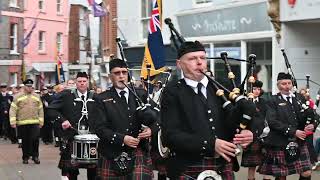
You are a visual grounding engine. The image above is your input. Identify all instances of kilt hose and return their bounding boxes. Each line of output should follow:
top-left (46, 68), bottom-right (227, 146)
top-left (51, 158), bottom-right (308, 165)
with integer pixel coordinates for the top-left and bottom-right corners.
top-left (96, 148), bottom-right (153, 180)
top-left (58, 141), bottom-right (96, 176)
top-left (241, 141), bottom-right (263, 167)
top-left (151, 150), bottom-right (167, 175)
top-left (178, 158), bottom-right (234, 180)
top-left (258, 142), bottom-right (312, 177)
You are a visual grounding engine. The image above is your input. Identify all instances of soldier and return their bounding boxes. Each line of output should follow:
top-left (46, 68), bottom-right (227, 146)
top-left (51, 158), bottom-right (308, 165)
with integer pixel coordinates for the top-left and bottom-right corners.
top-left (258, 72), bottom-right (314, 180)
top-left (9, 79), bottom-right (44, 164)
top-left (41, 85), bottom-right (55, 145)
top-left (47, 72), bottom-right (99, 180)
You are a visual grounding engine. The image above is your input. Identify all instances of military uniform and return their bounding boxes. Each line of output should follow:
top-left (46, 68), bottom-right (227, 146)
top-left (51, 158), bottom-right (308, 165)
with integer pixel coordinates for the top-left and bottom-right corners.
top-left (41, 90), bottom-right (55, 144)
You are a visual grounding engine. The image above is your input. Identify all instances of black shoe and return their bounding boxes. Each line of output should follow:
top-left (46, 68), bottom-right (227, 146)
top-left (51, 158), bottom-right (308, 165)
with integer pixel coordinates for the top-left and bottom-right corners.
top-left (22, 159), bottom-right (28, 164)
top-left (55, 143), bottom-right (60, 147)
top-left (18, 144), bottom-right (22, 148)
top-left (32, 157), bottom-right (40, 164)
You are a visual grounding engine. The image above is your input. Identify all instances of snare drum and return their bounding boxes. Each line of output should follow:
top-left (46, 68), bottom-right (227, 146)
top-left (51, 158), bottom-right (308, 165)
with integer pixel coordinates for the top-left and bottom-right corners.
top-left (71, 134), bottom-right (100, 164)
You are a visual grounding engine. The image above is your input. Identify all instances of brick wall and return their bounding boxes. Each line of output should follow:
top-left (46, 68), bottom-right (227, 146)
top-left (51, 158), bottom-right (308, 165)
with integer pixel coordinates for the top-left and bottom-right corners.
top-left (102, 0), bottom-right (117, 58)
top-left (68, 5), bottom-right (80, 64)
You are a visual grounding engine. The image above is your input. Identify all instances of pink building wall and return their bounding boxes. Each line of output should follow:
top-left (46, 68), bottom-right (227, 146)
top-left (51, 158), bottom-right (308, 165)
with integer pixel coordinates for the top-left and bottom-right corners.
top-left (23, 0), bottom-right (69, 68)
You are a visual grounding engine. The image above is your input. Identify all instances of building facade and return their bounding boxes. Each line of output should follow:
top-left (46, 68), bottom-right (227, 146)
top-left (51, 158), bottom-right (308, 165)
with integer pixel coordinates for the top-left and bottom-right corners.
top-left (23, 0), bottom-right (69, 88)
top-left (115, 0), bottom-right (277, 93)
top-left (0, 0), bottom-right (25, 85)
top-left (279, 0), bottom-right (320, 99)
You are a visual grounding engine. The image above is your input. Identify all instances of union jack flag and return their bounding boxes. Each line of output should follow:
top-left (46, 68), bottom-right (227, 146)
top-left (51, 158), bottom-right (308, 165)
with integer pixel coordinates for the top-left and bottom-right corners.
top-left (141, 0), bottom-right (165, 79)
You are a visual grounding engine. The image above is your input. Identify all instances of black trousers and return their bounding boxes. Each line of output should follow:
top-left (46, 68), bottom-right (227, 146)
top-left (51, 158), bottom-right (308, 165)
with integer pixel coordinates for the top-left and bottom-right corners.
top-left (41, 118), bottom-right (53, 143)
top-left (19, 124), bottom-right (40, 160)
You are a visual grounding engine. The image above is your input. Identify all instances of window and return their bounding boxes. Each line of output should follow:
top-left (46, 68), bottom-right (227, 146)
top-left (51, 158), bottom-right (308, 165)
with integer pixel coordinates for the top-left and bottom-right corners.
top-left (195, 0), bottom-right (213, 4)
top-left (9, 0), bottom-right (18, 7)
top-left (56, 32), bottom-right (63, 53)
top-left (39, 0), bottom-right (44, 11)
top-left (141, 0), bottom-right (153, 39)
top-left (38, 31), bottom-right (45, 51)
top-left (57, 0), bottom-right (62, 14)
top-left (10, 24), bottom-right (18, 54)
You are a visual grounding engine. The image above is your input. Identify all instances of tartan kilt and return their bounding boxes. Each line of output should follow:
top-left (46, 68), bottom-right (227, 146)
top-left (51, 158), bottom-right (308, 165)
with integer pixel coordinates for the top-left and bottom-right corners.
top-left (58, 141), bottom-right (97, 174)
top-left (258, 142), bottom-right (311, 177)
top-left (96, 148), bottom-right (153, 180)
top-left (151, 150), bottom-right (167, 175)
top-left (178, 158), bottom-right (234, 180)
top-left (241, 141), bottom-right (263, 167)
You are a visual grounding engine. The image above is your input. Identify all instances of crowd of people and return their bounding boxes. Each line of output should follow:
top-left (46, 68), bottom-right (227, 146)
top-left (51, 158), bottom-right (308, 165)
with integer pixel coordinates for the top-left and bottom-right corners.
top-left (1, 40), bottom-right (320, 180)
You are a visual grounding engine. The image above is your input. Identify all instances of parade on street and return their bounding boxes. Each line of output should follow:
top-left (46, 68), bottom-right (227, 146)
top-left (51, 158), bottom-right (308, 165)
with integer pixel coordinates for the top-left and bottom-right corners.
top-left (2, 0), bottom-right (320, 180)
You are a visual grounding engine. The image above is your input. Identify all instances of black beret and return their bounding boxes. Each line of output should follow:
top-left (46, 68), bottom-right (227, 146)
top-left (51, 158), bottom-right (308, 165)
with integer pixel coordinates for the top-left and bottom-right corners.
top-left (23, 79), bottom-right (33, 86)
top-left (177, 41), bottom-right (205, 59)
top-left (109, 58), bottom-right (127, 72)
top-left (252, 80), bottom-right (263, 88)
top-left (277, 72), bottom-right (292, 81)
top-left (76, 72), bottom-right (88, 79)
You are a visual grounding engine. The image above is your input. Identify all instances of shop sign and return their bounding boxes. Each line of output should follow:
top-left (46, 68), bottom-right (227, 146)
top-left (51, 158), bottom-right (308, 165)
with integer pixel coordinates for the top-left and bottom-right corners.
top-left (177, 2), bottom-right (271, 37)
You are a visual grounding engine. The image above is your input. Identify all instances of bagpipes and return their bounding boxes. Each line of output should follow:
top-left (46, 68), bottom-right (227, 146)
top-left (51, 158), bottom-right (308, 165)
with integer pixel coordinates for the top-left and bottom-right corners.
top-left (115, 38), bottom-right (160, 127)
top-left (280, 49), bottom-right (319, 161)
top-left (164, 18), bottom-right (258, 151)
top-left (281, 49), bottom-right (317, 126)
top-left (164, 17), bottom-right (258, 180)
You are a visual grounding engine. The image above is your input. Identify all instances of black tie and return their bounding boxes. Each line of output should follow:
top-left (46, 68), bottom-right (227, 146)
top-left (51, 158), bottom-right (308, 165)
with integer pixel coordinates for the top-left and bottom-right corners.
top-left (197, 83), bottom-right (207, 102)
top-left (120, 91), bottom-right (127, 104)
top-left (81, 95), bottom-right (85, 101)
top-left (286, 96), bottom-right (292, 104)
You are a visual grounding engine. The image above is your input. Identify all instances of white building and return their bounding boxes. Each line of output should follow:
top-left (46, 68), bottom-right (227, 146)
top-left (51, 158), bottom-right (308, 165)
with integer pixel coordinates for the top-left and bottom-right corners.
top-left (117, 0), bottom-right (278, 94)
top-left (280, 0), bottom-right (320, 98)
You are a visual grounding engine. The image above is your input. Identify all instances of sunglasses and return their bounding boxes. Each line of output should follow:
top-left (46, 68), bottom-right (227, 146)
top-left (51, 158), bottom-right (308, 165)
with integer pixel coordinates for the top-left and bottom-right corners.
top-left (111, 70), bottom-right (128, 76)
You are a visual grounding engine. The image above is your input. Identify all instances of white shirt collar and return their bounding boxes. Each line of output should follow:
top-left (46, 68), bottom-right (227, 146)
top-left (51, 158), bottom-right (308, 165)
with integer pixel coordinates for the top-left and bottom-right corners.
top-left (77, 90), bottom-right (87, 99)
top-left (184, 76), bottom-right (209, 89)
top-left (115, 87), bottom-right (129, 97)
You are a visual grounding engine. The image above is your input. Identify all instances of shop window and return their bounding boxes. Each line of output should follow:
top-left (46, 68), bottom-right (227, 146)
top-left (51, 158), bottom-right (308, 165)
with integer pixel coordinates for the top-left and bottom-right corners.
top-left (10, 23), bottom-right (18, 54)
top-left (247, 40), bottom-right (272, 93)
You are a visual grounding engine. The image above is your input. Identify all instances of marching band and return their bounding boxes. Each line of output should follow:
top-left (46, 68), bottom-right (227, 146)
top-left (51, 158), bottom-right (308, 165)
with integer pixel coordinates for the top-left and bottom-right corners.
top-left (1, 38), bottom-right (320, 180)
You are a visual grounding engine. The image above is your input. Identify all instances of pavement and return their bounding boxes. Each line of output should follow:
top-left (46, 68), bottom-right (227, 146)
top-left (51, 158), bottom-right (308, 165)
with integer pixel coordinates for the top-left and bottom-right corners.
top-left (0, 139), bottom-right (320, 180)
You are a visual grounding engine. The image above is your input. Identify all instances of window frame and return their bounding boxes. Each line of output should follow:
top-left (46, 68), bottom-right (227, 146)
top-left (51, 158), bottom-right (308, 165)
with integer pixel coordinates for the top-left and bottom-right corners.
top-left (39, 0), bottom-right (45, 12)
top-left (9, 23), bottom-right (18, 54)
top-left (56, 32), bottom-right (63, 53)
top-left (141, 0), bottom-right (153, 39)
top-left (38, 31), bottom-right (46, 52)
top-left (56, 0), bottom-right (63, 15)
top-left (9, 0), bottom-right (19, 8)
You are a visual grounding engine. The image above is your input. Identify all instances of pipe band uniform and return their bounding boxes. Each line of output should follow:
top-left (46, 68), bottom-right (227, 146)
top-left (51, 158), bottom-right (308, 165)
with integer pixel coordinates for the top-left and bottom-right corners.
top-left (161, 41), bottom-right (254, 180)
top-left (258, 72), bottom-right (315, 180)
top-left (94, 58), bottom-right (157, 179)
top-left (47, 72), bottom-right (100, 180)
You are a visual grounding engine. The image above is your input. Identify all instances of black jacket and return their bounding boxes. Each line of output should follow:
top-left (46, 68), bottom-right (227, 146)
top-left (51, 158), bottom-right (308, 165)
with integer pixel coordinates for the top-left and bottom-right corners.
top-left (264, 93), bottom-right (307, 148)
top-left (160, 79), bottom-right (247, 177)
top-left (94, 87), bottom-right (156, 159)
top-left (47, 89), bottom-right (99, 139)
